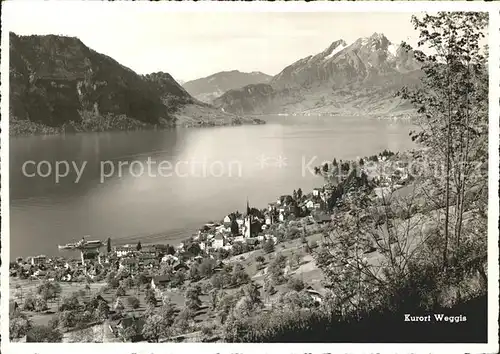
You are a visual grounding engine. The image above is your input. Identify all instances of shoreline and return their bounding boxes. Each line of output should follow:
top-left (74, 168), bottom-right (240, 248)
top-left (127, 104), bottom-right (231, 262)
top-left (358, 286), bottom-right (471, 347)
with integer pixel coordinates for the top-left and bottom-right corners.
top-left (9, 115), bottom-right (266, 138)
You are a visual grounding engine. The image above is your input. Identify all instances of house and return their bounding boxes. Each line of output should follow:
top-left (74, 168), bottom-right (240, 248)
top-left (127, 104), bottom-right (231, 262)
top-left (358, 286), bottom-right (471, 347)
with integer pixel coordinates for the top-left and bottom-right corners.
top-left (305, 200), bottom-right (315, 210)
top-left (31, 254), bottom-right (47, 265)
top-left (172, 261), bottom-right (189, 272)
top-left (213, 234), bottom-right (225, 249)
top-left (115, 246), bottom-right (134, 258)
top-left (312, 188), bottom-right (322, 197)
top-left (161, 254), bottom-right (178, 264)
top-left (233, 235), bottom-right (245, 243)
top-left (216, 225), bottom-right (227, 233)
top-left (305, 286), bottom-right (323, 304)
top-left (115, 316), bottom-right (145, 342)
top-left (151, 275), bottom-right (170, 290)
top-left (31, 255), bottom-right (47, 266)
top-left (139, 245), bottom-right (157, 257)
top-left (223, 215), bottom-right (232, 226)
top-left (33, 270), bottom-right (47, 278)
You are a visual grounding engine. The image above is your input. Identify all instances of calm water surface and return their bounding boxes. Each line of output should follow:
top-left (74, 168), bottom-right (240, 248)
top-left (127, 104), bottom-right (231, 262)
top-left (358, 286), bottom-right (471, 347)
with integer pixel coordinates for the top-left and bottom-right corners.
top-left (10, 115), bottom-right (416, 257)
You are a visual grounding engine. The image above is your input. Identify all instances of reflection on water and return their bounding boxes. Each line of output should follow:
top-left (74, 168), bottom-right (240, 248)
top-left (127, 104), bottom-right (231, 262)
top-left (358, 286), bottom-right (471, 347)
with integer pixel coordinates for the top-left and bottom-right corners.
top-left (10, 115), bottom-right (416, 257)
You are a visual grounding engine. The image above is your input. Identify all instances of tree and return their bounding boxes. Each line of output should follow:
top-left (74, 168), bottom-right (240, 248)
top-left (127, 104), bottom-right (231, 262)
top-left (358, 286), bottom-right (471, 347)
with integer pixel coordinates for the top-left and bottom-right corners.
top-left (115, 286), bottom-right (126, 297)
top-left (36, 281), bottom-right (61, 301)
top-left (185, 284), bottom-right (202, 311)
top-left (34, 295), bottom-right (48, 312)
top-left (210, 273), bottom-right (225, 290)
top-left (136, 241), bottom-right (142, 251)
top-left (398, 12), bottom-right (488, 271)
top-left (145, 289), bottom-right (157, 309)
top-left (26, 325), bottom-right (63, 342)
top-left (160, 299), bottom-right (176, 326)
top-left (263, 239), bottom-right (275, 254)
top-left (287, 277), bottom-right (305, 292)
top-left (297, 188), bottom-right (303, 200)
top-left (189, 264), bottom-right (202, 282)
top-left (278, 290), bottom-right (315, 310)
top-left (9, 311), bottom-right (32, 340)
top-left (199, 258), bottom-right (216, 278)
top-left (142, 313), bottom-right (171, 342)
top-left (231, 263), bottom-right (250, 286)
top-left (268, 254), bottom-right (286, 285)
top-left (108, 277), bottom-right (120, 289)
top-left (216, 292), bottom-right (238, 325)
top-left (171, 269), bottom-right (186, 287)
top-left (231, 241), bottom-right (247, 256)
top-left (173, 308), bottom-right (196, 334)
top-left (290, 252), bottom-right (301, 269)
top-left (264, 278), bottom-right (276, 299)
top-left (96, 301), bottom-right (110, 320)
top-left (107, 238), bottom-right (112, 253)
top-left (57, 310), bottom-right (78, 328)
top-left (208, 288), bottom-right (220, 310)
top-left (255, 255), bottom-right (266, 268)
top-left (242, 282), bottom-right (262, 308)
top-left (127, 296), bottom-right (140, 309)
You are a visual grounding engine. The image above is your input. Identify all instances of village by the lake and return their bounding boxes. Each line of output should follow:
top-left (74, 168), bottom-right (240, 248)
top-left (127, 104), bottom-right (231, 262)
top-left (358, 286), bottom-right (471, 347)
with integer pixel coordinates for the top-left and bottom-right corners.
top-left (10, 149), bottom-right (415, 342)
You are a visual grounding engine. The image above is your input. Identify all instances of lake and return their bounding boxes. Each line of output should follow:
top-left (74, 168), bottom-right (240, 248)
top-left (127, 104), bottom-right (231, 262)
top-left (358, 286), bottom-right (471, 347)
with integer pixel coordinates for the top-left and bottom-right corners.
top-left (9, 115), bottom-right (416, 258)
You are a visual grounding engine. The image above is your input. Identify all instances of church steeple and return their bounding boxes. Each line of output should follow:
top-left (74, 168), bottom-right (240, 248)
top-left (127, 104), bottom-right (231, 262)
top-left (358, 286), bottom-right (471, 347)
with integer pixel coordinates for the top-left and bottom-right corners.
top-left (246, 197), bottom-right (251, 215)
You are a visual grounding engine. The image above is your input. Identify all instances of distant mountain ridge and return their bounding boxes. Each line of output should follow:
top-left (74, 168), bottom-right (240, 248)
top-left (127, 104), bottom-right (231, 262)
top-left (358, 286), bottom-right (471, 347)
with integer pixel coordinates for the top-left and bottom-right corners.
top-left (183, 70), bottom-right (272, 103)
top-left (213, 33), bottom-right (421, 116)
top-left (9, 33), bottom-right (256, 136)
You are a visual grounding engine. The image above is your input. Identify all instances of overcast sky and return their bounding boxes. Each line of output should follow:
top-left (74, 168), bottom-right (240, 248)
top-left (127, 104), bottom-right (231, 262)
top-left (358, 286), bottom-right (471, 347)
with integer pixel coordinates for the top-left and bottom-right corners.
top-left (5, 2), bottom-right (422, 82)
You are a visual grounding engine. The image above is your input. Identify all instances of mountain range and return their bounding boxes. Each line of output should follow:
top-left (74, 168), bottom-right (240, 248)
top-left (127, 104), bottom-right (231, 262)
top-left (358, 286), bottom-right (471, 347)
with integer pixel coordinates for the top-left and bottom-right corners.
top-left (9, 32), bottom-right (420, 136)
top-left (213, 33), bottom-right (421, 116)
top-left (183, 70), bottom-right (272, 103)
top-left (9, 33), bottom-right (258, 136)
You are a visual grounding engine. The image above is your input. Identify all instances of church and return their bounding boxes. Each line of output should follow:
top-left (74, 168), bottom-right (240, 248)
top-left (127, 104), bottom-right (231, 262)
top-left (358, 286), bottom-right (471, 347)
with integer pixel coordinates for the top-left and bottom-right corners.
top-left (242, 199), bottom-right (262, 238)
